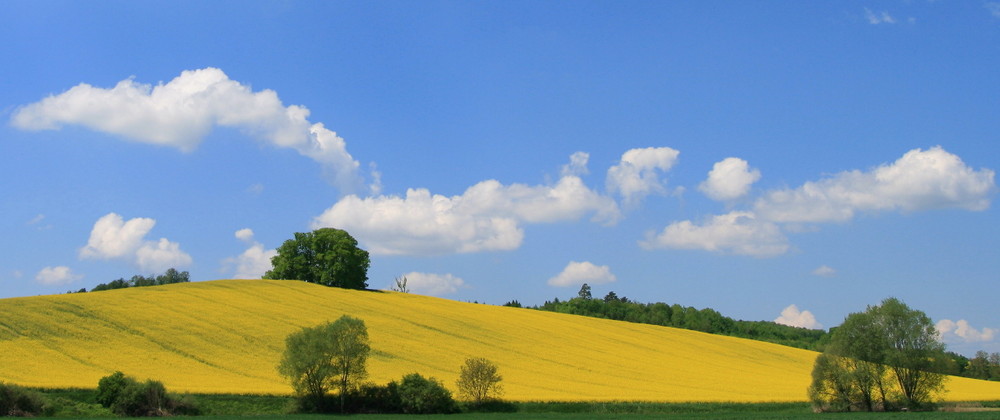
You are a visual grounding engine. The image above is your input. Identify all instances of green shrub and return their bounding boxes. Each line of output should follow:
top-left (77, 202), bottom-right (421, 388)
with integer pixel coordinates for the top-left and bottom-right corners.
top-left (344, 381), bottom-right (401, 414)
top-left (96, 371), bottom-right (133, 408)
top-left (0, 382), bottom-right (48, 417)
top-left (96, 372), bottom-right (198, 416)
top-left (398, 373), bottom-right (458, 414)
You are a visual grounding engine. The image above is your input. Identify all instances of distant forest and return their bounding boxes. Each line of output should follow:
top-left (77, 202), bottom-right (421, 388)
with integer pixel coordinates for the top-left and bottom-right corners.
top-left (508, 284), bottom-right (998, 381)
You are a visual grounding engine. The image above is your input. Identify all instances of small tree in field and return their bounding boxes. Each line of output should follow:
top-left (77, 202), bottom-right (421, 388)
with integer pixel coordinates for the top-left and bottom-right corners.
top-left (456, 357), bottom-right (503, 404)
top-left (278, 315), bottom-right (371, 413)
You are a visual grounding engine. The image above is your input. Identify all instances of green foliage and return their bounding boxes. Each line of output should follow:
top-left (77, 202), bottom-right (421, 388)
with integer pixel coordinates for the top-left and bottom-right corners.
top-left (456, 357), bottom-right (504, 404)
top-left (535, 292), bottom-right (827, 350)
top-left (809, 298), bottom-right (947, 412)
top-left (264, 228), bottom-right (370, 289)
top-left (91, 268), bottom-right (190, 292)
top-left (95, 371), bottom-right (197, 417)
top-left (0, 382), bottom-right (48, 417)
top-left (398, 373), bottom-right (458, 414)
top-left (277, 315), bottom-right (371, 413)
top-left (96, 371), bottom-right (130, 408)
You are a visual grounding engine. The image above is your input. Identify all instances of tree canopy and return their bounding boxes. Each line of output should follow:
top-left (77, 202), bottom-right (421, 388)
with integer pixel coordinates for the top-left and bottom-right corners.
top-left (277, 315), bottom-right (371, 412)
top-left (264, 228), bottom-right (370, 289)
top-left (808, 297), bottom-right (947, 412)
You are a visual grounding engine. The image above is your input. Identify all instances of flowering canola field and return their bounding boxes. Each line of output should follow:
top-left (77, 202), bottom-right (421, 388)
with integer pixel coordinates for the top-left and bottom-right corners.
top-left (1, 280), bottom-right (998, 401)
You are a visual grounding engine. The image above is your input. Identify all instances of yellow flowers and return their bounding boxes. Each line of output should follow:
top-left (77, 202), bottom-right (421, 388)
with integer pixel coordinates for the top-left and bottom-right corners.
top-left (1, 280), bottom-right (999, 401)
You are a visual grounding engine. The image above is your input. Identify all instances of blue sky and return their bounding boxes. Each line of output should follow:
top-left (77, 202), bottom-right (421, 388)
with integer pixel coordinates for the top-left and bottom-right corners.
top-left (2, 1), bottom-right (999, 355)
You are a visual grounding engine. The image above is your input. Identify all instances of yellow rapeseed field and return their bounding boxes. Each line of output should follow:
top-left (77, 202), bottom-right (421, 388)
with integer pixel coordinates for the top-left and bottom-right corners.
top-left (1, 280), bottom-right (998, 401)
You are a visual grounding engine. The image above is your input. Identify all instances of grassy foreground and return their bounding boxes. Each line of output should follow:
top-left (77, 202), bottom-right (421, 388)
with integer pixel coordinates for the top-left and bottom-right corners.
top-left (2, 280), bottom-right (1000, 402)
top-left (30, 390), bottom-right (1000, 419)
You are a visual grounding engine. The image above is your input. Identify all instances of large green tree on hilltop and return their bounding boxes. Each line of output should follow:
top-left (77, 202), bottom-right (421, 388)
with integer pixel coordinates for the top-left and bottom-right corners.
top-left (264, 228), bottom-right (370, 289)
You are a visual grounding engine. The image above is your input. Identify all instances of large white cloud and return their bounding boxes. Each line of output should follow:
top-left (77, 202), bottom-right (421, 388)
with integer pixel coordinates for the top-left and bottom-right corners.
top-left (699, 157), bottom-right (761, 201)
top-left (313, 158), bottom-right (620, 255)
top-left (224, 228), bottom-right (277, 279)
top-left (547, 261), bottom-right (617, 287)
top-left (754, 147), bottom-right (995, 224)
top-left (645, 147), bottom-right (995, 258)
top-left (641, 211), bottom-right (789, 257)
top-left (774, 304), bottom-right (823, 329)
top-left (606, 147), bottom-right (680, 206)
top-left (35, 266), bottom-right (83, 286)
top-left (79, 213), bottom-right (192, 272)
top-left (400, 272), bottom-right (466, 296)
top-left (11, 68), bottom-right (366, 193)
top-left (937, 319), bottom-right (997, 344)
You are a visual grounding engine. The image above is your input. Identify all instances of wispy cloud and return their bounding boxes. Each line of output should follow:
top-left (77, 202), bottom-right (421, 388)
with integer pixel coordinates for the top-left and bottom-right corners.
top-left (987, 2), bottom-right (1000, 18)
top-left (864, 8), bottom-right (896, 24)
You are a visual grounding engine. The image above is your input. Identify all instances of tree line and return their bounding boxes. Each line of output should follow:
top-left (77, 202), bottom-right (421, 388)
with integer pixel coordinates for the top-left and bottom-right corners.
top-left (517, 283), bottom-right (828, 350)
top-left (66, 268), bottom-right (190, 294)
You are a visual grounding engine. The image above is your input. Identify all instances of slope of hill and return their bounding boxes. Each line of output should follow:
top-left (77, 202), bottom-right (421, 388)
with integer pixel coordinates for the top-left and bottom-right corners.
top-left (1, 280), bottom-right (998, 402)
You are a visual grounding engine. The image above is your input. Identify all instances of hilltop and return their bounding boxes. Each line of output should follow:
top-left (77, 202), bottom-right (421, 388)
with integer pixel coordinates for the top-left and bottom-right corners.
top-left (1, 280), bottom-right (998, 402)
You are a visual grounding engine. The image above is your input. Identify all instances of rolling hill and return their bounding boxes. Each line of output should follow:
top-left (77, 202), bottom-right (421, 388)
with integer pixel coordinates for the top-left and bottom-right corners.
top-left (1, 280), bottom-right (998, 402)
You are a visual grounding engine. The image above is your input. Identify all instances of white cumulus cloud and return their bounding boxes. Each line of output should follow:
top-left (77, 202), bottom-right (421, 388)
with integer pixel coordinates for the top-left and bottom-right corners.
top-left (641, 211), bottom-right (789, 257)
top-left (400, 272), bottom-right (466, 296)
top-left (313, 154), bottom-right (620, 256)
top-left (35, 266), bottom-right (83, 286)
top-left (79, 213), bottom-right (192, 272)
top-left (937, 319), bottom-right (997, 343)
top-left (775, 304), bottom-right (823, 329)
top-left (812, 265), bottom-right (837, 277)
top-left (699, 157), bottom-right (761, 201)
top-left (11, 67), bottom-right (366, 193)
top-left (606, 147), bottom-right (680, 206)
top-left (224, 228), bottom-right (277, 279)
top-left (548, 261), bottom-right (617, 287)
top-left (754, 147), bottom-right (995, 224)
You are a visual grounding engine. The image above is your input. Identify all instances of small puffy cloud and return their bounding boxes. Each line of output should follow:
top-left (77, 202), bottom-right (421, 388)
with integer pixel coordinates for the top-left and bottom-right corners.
top-left (561, 151), bottom-right (590, 177)
top-left (812, 265), bottom-right (837, 277)
top-left (235, 228), bottom-right (255, 242)
top-left (606, 147), bottom-right (680, 206)
top-left (79, 213), bottom-right (192, 272)
top-left (754, 147), bottom-right (995, 224)
top-left (548, 261), bottom-right (617, 287)
top-left (400, 272), bottom-right (466, 296)
top-left (35, 266), bottom-right (83, 286)
top-left (224, 228), bottom-right (277, 279)
top-left (699, 157), bottom-right (761, 201)
top-left (313, 154), bottom-right (620, 256)
top-left (641, 211), bottom-right (789, 257)
top-left (864, 8), bottom-right (896, 24)
top-left (775, 304), bottom-right (822, 329)
top-left (11, 68), bottom-right (366, 193)
top-left (937, 319), bottom-right (997, 343)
